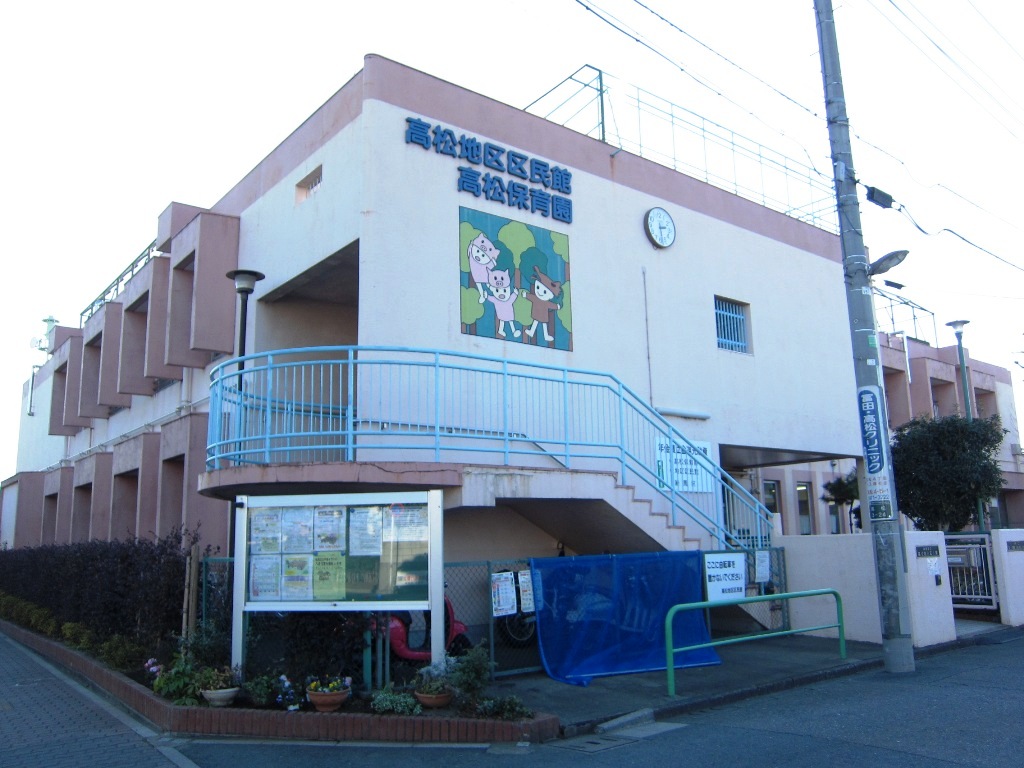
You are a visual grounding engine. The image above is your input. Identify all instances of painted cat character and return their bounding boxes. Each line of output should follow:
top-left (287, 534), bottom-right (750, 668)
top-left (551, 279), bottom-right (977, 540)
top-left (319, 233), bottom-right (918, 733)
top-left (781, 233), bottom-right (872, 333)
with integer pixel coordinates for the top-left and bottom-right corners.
top-left (467, 232), bottom-right (500, 303)
top-left (486, 268), bottom-right (520, 338)
top-left (524, 266), bottom-right (561, 342)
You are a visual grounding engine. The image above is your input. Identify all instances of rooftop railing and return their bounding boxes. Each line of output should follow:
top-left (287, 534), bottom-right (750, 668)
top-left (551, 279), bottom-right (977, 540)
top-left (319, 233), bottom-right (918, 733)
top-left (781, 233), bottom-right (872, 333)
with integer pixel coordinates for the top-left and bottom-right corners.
top-left (207, 346), bottom-right (773, 551)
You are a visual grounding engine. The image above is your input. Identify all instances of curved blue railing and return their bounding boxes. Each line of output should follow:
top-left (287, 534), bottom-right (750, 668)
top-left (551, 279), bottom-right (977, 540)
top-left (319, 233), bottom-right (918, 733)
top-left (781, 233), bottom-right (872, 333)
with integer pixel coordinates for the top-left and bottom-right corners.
top-left (207, 346), bottom-right (773, 550)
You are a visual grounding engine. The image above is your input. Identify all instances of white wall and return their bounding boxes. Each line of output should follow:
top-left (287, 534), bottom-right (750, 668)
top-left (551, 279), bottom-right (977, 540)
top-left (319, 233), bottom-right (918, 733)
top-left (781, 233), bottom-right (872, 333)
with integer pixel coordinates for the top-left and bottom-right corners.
top-left (780, 531), bottom-right (956, 647)
top-left (15, 372), bottom-right (67, 474)
top-left (359, 97), bottom-right (862, 460)
top-left (992, 529), bottom-right (1024, 627)
top-left (903, 530), bottom-right (957, 647)
top-left (0, 483), bottom-right (17, 548)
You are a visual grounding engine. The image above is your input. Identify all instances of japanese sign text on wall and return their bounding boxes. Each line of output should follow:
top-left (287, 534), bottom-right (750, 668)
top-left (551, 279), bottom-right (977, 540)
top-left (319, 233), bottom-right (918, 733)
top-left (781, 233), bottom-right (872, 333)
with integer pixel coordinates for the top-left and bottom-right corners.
top-left (406, 117), bottom-right (573, 224)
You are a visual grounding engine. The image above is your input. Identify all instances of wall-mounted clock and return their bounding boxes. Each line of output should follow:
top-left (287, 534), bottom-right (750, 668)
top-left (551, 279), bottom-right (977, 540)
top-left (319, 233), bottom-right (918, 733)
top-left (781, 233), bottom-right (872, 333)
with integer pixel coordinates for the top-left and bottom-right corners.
top-left (644, 207), bottom-right (676, 248)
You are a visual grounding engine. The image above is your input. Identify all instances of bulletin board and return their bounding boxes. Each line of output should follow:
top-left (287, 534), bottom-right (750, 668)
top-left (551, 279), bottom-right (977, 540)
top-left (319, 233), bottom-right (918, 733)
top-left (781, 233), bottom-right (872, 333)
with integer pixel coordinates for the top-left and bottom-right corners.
top-left (233, 491), bottom-right (442, 613)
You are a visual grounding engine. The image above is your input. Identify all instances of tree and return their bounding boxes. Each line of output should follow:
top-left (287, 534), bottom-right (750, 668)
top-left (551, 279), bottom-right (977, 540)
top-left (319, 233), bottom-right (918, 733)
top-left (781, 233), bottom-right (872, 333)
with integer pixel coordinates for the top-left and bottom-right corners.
top-left (821, 468), bottom-right (859, 530)
top-left (890, 415), bottom-right (1005, 532)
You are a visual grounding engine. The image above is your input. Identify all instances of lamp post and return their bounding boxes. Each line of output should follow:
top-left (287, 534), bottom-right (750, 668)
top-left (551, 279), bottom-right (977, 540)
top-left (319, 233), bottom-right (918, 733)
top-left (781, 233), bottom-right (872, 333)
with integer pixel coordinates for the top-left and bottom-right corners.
top-left (816, 0), bottom-right (915, 673)
top-left (226, 269), bottom-right (265, 369)
top-left (225, 269), bottom-right (264, 562)
top-left (946, 320), bottom-right (972, 421)
top-left (946, 319), bottom-right (986, 531)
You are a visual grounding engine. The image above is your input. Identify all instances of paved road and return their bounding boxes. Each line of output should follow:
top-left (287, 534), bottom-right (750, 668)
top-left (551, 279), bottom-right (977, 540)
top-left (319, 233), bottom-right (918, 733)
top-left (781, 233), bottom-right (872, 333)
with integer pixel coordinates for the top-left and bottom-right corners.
top-left (177, 631), bottom-right (1023, 768)
top-left (3, 628), bottom-right (1021, 767)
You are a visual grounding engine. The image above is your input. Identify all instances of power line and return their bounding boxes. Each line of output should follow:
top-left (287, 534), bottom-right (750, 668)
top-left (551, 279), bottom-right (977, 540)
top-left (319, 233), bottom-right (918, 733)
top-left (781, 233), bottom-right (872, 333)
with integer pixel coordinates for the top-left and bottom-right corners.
top-left (894, 201), bottom-right (1024, 273)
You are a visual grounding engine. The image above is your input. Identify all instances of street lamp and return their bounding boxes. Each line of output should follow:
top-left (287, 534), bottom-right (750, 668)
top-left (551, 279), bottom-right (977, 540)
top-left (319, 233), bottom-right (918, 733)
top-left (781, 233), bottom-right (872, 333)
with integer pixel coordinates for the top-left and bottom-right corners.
top-left (946, 319), bottom-right (985, 531)
top-left (868, 249), bottom-right (909, 277)
top-left (945, 320), bottom-right (972, 421)
top-left (226, 269), bottom-right (265, 370)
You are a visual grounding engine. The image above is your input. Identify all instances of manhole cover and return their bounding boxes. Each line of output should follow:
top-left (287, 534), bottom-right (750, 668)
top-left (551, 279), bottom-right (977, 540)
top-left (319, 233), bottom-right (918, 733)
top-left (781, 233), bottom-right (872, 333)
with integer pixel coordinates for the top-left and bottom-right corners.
top-left (549, 734), bottom-right (637, 753)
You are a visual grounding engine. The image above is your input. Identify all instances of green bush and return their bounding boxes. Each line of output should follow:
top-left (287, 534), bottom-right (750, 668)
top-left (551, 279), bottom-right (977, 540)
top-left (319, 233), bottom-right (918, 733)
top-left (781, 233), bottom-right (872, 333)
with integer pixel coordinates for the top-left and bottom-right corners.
top-left (152, 654), bottom-right (202, 706)
top-left (474, 695), bottom-right (533, 720)
top-left (449, 643), bottom-right (494, 708)
top-left (98, 634), bottom-right (147, 672)
top-left (370, 684), bottom-right (422, 715)
top-left (62, 622), bottom-right (96, 650)
top-left (242, 674), bottom-right (278, 707)
top-left (0, 529), bottom-right (196, 651)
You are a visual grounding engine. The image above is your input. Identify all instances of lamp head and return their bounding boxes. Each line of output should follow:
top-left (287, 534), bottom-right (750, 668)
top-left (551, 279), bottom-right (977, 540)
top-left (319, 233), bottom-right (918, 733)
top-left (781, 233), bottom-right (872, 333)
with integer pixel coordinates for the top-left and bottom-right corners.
top-left (867, 249), bottom-right (909, 277)
top-left (946, 319), bottom-right (970, 337)
top-left (227, 269), bottom-right (266, 294)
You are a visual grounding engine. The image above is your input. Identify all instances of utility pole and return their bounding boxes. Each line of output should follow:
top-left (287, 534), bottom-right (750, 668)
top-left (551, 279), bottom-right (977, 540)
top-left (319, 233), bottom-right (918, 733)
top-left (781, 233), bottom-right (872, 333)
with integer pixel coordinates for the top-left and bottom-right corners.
top-left (814, 0), bottom-right (916, 673)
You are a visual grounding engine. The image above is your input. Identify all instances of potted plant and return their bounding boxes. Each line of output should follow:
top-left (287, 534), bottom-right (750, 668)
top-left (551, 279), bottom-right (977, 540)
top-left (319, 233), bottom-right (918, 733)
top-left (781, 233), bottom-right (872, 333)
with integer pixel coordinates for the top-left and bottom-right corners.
top-left (305, 675), bottom-right (351, 712)
top-left (413, 658), bottom-right (455, 708)
top-left (196, 665), bottom-right (241, 707)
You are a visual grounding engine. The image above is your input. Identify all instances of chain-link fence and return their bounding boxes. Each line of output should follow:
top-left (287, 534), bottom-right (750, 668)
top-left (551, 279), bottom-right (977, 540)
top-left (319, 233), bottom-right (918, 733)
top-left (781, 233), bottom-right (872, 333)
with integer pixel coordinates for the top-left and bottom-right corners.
top-left (445, 560), bottom-right (542, 678)
top-left (702, 548), bottom-right (788, 633)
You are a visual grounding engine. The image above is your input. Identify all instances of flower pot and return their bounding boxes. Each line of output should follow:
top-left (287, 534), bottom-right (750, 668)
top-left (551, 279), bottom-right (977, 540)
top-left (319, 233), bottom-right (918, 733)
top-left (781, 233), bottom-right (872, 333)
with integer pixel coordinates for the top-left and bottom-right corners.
top-left (201, 687), bottom-right (240, 707)
top-left (414, 689), bottom-right (453, 709)
top-left (307, 689), bottom-right (350, 712)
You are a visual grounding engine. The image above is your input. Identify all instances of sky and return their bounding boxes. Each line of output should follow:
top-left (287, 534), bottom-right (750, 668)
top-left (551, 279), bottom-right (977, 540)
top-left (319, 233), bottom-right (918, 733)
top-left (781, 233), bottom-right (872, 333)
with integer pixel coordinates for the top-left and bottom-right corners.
top-left (1, 0), bottom-right (1021, 479)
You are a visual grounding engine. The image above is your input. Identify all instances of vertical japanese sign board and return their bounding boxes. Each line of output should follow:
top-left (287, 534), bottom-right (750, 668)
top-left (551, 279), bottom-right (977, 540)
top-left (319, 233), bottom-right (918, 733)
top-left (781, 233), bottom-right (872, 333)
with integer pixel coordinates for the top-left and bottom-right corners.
top-left (858, 386), bottom-right (895, 522)
top-left (231, 490), bottom-right (443, 669)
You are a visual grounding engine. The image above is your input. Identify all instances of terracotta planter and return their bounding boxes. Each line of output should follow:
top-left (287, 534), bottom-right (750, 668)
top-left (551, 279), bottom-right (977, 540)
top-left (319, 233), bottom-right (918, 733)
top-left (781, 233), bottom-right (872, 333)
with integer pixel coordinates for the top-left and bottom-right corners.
top-left (201, 687), bottom-right (240, 707)
top-left (414, 689), bottom-right (453, 709)
top-left (307, 689), bottom-right (350, 712)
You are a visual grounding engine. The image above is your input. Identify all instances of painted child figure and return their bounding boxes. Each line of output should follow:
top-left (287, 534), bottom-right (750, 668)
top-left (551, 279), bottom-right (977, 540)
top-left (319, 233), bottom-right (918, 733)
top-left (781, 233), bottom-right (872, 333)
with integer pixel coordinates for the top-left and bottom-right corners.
top-left (486, 268), bottom-right (520, 338)
top-left (524, 266), bottom-right (561, 342)
top-left (467, 233), bottom-right (500, 303)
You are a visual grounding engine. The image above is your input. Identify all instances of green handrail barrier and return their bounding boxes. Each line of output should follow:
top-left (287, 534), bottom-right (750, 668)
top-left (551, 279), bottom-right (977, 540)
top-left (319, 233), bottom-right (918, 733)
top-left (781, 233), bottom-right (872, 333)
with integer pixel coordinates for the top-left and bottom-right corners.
top-left (664, 588), bottom-right (846, 697)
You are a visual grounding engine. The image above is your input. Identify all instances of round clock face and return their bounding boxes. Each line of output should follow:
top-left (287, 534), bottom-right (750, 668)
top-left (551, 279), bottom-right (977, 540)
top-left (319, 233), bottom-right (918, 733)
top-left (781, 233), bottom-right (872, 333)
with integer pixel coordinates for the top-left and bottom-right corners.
top-left (645, 207), bottom-right (676, 248)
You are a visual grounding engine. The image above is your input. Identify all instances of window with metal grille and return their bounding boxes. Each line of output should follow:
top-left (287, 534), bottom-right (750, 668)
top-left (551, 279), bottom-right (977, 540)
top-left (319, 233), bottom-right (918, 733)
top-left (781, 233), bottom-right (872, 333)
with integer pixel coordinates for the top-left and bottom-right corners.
top-left (714, 296), bottom-right (749, 352)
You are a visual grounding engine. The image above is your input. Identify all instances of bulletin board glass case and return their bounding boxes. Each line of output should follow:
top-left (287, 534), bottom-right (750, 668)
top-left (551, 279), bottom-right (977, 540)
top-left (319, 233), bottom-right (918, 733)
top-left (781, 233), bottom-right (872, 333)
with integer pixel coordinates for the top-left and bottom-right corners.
top-left (235, 491), bottom-right (443, 613)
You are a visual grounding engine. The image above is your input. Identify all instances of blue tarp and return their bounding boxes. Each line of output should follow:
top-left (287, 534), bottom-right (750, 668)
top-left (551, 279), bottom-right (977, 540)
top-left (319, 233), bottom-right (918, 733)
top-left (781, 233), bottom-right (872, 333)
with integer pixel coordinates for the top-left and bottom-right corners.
top-left (531, 552), bottom-right (720, 686)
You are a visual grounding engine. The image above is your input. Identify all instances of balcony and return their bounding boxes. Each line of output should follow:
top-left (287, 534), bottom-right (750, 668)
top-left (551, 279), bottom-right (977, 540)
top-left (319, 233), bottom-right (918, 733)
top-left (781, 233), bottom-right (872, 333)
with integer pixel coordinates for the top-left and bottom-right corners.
top-left (205, 347), bottom-right (773, 552)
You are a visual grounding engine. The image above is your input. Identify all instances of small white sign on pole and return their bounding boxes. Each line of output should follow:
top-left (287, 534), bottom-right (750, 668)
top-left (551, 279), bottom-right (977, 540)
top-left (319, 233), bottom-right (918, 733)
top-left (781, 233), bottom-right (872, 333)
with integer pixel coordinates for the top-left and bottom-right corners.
top-left (704, 553), bottom-right (747, 601)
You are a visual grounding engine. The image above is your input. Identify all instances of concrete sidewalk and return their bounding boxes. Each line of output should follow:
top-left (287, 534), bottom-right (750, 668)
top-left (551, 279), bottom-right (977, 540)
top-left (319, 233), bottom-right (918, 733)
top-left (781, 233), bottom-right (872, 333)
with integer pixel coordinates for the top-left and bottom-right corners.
top-left (489, 617), bottom-right (1007, 736)
top-left (0, 632), bottom-right (186, 768)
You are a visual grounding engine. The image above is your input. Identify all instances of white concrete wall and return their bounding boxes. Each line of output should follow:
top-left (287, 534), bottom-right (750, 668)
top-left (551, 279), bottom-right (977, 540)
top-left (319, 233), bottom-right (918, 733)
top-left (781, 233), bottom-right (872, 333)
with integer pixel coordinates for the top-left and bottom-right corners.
top-left (780, 531), bottom-right (956, 647)
top-left (356, 97), bottom-right (862, 461)
top-left (779, 533), bottom-right (882, 643)
top-left (903, 530), bottom-right (956, 647)
top-left (15, 371), bottom-right (67, 473)
top-left (992, 528), bottom-right (1024, 627)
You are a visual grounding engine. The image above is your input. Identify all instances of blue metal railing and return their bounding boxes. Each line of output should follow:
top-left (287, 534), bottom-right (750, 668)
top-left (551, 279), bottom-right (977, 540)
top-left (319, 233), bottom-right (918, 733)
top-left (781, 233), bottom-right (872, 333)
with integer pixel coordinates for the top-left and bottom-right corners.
top-left (207, 346), bottom-right (773, 550)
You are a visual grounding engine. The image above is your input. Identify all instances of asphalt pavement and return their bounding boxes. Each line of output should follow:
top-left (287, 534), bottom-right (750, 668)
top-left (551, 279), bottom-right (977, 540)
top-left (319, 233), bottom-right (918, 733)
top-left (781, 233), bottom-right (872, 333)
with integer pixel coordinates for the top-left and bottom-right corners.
top-left (0, 617), bottom-right (1017, 768)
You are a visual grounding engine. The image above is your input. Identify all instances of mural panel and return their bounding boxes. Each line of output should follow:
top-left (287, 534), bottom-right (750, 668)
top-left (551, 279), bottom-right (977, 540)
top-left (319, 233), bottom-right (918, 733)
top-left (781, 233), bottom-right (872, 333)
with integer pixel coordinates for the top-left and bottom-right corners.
top-left (459, 207), bottom-right (572, 351)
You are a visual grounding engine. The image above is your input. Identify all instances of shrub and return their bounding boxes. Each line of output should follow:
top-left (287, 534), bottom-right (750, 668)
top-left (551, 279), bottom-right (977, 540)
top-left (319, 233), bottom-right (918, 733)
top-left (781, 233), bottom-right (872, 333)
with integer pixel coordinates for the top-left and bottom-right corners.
top-left (98, 634), bottom-right (147, 672)
top-left (449, 643), bottom-right (494, 708)
top-left (474, 695), bottom-right (533, 720)
top-left (0, 529), bottom-right (197, 651)
top-left (62, 622), bottom-right (96, 650)
top-left (242, 674), bottom-right (278, 707)
top-left (152, 654), bottom-right (202, 706)
top-left (371, 684), bottom-right (422, 715)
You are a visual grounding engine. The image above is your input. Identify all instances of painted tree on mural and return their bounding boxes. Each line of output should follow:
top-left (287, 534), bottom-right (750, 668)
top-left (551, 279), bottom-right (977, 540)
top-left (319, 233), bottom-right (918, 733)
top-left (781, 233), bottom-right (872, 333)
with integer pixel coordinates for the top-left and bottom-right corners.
top-left (890, 415), bottom-right (1005, 531)
top-left (497, 220), bottom-right (535, 338)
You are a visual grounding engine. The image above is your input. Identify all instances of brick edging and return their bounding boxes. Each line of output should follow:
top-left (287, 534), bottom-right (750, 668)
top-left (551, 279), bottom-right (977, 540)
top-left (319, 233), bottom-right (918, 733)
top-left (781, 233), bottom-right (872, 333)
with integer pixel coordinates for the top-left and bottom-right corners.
top-left (0, 620), bottom-right (559, 743)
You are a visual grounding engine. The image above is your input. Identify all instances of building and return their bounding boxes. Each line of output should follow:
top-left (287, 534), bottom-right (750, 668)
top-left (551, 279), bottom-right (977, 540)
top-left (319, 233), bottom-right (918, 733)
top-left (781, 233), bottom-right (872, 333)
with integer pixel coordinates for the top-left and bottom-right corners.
top-left (1, 55), bottom-right (1016, 562)
top-left (877, 330), bottom-right (1023, 527)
